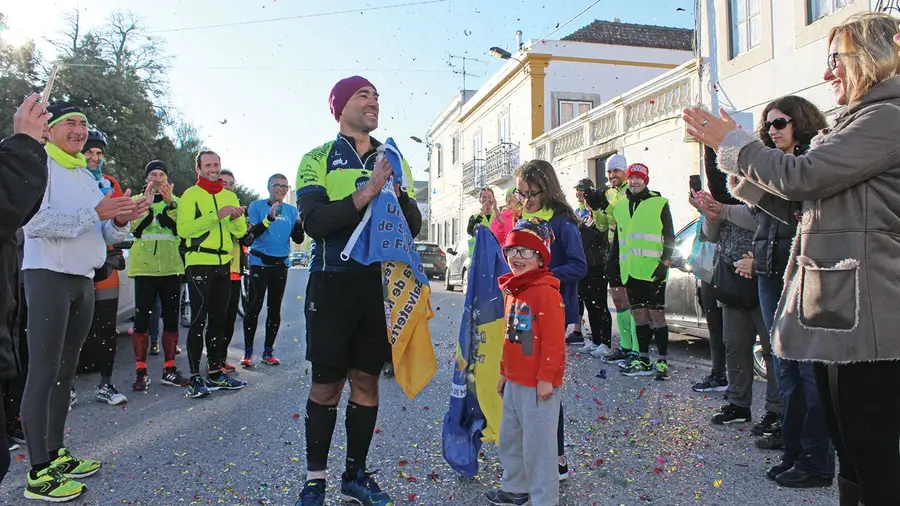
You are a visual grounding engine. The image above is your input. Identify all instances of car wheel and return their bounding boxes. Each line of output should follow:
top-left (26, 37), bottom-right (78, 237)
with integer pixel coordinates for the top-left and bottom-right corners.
top-left (753, 340), bottom-right (768, 379)
top-left (461, 268), bottom-right (468, 296)
top-left (444, 268), bottom-right (455, 291)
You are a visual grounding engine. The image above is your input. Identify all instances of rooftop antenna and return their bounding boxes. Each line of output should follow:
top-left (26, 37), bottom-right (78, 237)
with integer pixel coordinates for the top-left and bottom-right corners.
top-left (447, 54), bottom-right (486, 94)
top-left (875, 0), bottom-right (900, 13)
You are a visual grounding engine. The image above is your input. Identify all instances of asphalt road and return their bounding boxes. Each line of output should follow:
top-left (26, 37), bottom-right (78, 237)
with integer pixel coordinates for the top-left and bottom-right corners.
top-left (0, 269), bottom-right (839, 505)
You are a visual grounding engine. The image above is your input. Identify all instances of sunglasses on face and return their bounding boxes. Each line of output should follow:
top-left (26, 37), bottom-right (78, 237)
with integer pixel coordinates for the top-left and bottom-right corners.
top-left (765, 118), bottom-right (793, 131)
top-left (504, 246), bottom-right (538, 260)
top-left (513, 189), bottom-right (542, 200)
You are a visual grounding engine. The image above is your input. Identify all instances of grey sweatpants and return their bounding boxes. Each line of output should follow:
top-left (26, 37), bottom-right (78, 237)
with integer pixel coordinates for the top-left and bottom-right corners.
top-left (22, 269), bottom-right (94, 466)
top-left (499, 381), bottom-right (561, 506)
top-left (722, 306), bottom-right (780, 413)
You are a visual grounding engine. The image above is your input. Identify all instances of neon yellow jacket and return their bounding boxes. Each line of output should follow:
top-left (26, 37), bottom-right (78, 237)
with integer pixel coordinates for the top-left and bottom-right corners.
top-left (177, 186), bottom-right (247, 267)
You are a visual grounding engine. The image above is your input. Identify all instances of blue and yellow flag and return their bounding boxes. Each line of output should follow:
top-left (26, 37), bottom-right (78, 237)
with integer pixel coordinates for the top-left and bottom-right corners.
top-left (341, 139), bottom-right (436, 399)
top-left (441, 226), bottom-right (510, 477)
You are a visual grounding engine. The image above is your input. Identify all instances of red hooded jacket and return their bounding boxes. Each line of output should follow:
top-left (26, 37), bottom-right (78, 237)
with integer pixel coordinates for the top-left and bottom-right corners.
top-left (498, 267), bottom-right (566, 388)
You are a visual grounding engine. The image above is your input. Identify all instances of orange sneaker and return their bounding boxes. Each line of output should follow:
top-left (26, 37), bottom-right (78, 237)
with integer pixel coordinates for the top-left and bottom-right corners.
top-left (262, 354), bottom-right (280, 366)
top-left (221, 362), bottom-right (236, 373)
top-left (239, 355), bottom-right (253, 367)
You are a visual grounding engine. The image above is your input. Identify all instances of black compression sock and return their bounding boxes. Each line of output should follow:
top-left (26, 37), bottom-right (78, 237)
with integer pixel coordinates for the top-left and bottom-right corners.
top-left (344, 401), bottom-right (379, 477)
top-left (653, 325), bottom-right (669, 357)
top-left (636, 324), bottom-right (653, 357)
top-left (305, 399), bottom-right (338, 472)
top-left (30, 461), bottom-right (51, 478)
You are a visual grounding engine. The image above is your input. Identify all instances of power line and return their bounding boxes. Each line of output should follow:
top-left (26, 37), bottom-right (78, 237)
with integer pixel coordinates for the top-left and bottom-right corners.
top-left (148, 0), bottom-right (453, 34)
top-left (535, 0), bottom-right (602, 43)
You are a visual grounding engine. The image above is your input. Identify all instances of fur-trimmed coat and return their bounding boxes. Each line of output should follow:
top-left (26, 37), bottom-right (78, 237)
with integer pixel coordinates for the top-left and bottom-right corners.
top-left (718, 75), bottom-right (900, 364)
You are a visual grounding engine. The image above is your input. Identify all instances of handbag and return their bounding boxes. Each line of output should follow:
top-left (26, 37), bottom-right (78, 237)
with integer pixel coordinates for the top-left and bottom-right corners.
top-left (712, 253), bottom-right (758, 309)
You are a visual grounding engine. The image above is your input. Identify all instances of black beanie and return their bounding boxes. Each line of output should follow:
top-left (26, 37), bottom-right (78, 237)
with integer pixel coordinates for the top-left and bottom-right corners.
top-left (145, 160), bottom-right (168, 177)
top-left (82, 139), bottom-right (105, 154)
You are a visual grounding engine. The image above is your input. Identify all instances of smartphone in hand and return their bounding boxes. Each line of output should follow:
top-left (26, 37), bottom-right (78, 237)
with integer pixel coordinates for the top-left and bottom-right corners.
top-left (689, 175), bottom-right (702, 193)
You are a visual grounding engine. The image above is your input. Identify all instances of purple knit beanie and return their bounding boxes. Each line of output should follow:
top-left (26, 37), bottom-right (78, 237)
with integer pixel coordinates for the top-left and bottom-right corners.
top-left (329, 76), bottom-right (376, 122)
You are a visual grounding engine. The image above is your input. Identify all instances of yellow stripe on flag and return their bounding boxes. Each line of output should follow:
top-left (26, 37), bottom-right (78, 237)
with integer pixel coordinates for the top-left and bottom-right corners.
top-left (383, 260), bottom-right (437, 399)
top-left (472, 318), bottom-right (505, 443)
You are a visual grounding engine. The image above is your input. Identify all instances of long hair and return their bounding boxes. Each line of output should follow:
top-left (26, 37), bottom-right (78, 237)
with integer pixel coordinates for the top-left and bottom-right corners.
top-left (829, 13), bottom-right (900, 105)
top-left (515, 160), bottom-right (577, 223)
top-left (756, 96), bottom-right (827, 149)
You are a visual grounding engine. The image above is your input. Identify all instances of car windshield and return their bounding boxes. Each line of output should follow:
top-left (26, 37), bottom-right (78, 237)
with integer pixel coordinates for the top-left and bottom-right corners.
top-left (673, 220), bottom-right (698, 260)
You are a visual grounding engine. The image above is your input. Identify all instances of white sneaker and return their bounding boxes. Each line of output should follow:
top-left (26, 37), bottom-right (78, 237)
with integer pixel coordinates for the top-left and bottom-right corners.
top-left (96, 384), bottom-right (128, 405)
top-left (578, 342), bottom-right (598, 353)
top-left (590, 343), bottom-right (612, 357)
top-left (69, 388), bottom-right (77, 411)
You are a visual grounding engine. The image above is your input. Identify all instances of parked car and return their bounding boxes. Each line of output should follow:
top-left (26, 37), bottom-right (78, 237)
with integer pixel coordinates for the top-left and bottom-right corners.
top-left (444, 238), bottom-right (471, 294)
top-left (666, 218), bottom-right (767, 379)
top-left (414, 242), bottom-right (447, 280)
top-left (290, 251), bottom-right (309, 267)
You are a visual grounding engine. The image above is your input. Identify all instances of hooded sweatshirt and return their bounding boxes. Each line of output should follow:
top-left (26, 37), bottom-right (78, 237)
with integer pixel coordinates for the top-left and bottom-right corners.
top-left (498, 267), bottom-right (566, 388)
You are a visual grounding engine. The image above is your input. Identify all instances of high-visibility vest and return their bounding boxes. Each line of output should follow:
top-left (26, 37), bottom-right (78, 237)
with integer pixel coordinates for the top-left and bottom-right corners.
top-left (467, 213), bottom-right (497, 256)
top-left (612, 195), bottom-right (668, 284)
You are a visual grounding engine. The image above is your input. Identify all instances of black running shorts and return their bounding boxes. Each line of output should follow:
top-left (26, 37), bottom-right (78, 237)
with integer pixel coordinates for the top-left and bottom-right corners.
top-left (304, 270), bottom-right (390, 383)
top-left (624, 278), bottom-right (666, 310)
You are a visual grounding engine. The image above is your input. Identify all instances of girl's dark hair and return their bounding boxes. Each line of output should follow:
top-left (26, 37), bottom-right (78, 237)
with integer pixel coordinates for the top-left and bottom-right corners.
top-left (757, 95), bottom-right (827, 149)
top-left (515, 160), bottom-right (577, 223)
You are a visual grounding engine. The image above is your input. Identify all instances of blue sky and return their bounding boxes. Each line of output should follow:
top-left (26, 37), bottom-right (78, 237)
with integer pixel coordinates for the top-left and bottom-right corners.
top-left (5, 0), bottom-right (694, 193)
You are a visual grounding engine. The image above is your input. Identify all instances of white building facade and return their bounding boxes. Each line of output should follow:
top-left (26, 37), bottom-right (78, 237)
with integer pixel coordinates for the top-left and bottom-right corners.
top-left (426, 21), bottom-right (694, 249)
top-left (531, 1), bottom-right (882, 233)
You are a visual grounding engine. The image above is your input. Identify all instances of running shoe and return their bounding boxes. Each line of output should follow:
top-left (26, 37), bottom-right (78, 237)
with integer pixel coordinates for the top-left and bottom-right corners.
top-left (578, 341), bottom-right (599, 354)
top-left (485, 489), bottom-right (530, 505)
top-left (600, 348), bottom-right (631, 364)
top-left (9, 438), bottom-right (19, 452)
top-left (692, 374), bottom-right (728, 392)
top-left (24, 466), bottom-right (84, 502)
top-left (161, 368), bottom-right (189, 387)
top-left (8, 421), bottom-right (26, 445)
top-left (221, 362), bottom-right (237, 373)
top-left (564, 331), bottom-right (585, 345)
top-left (711, 404), bottom-right (752, 425)
top-left (205, 374), bottom-right (248, 391)
top-left (296, 479), bottom-right (326, 506)
top-left (590, 343), bottom-right (612, 358)
top-left (240, 355), bottom-right (253, 368)
top-left (261, 353), bottom-right (280, 366)
top-left (187, 375), bottom-right (210, 399)
top-left (51, 448), bottom-right (101, 479)
top-left (96, 384), bottom-right (127, 405)
top-left (654, 361), bottom-right (670, 381)
top-left (132, 369), bottom-right (151, 392)
top-left (622, 359), bottom-right (654, 377)
top-left (340, 469), bottom-right (392, 506)
top-left (149, 341), bottom-right (160, 356)
top-left (751, 411), bottom-right (780, 436)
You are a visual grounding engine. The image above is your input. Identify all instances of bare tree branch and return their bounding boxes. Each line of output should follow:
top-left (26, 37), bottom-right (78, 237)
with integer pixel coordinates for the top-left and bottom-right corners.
top-left (47, 9), bottom-right (81, 58)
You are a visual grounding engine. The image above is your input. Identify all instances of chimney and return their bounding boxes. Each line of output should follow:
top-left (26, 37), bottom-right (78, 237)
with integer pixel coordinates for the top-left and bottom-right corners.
top-left (516, 30), bottom-right (523, 50)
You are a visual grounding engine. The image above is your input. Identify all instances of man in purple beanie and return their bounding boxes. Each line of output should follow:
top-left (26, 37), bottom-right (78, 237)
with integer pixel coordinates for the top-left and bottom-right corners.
top-left (294, 77), bottom-right (421, 506)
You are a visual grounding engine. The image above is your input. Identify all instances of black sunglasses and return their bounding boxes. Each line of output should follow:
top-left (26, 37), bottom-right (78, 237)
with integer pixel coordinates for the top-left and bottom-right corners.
top-left (764, 118), bottom-right (793, 131)
top-left (513, 189), bottom-right (542, 200)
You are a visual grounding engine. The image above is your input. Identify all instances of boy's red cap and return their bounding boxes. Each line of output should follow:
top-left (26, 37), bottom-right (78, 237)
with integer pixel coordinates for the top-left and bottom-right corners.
top-left (505, 218), bottom-right (553, 264)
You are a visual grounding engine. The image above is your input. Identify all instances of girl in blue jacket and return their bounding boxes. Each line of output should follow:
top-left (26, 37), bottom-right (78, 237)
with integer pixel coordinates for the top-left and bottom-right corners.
top-left (513, 160), bottom-right (587, 481)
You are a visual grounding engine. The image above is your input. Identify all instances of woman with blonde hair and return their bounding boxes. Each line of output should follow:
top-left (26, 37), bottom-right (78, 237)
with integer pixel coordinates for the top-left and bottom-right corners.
top-left (684, 12), bottom-right (900, 506)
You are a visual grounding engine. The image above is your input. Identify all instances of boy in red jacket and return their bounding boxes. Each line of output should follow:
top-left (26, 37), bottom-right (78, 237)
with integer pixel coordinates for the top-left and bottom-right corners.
top-left (487, 218), bottom-right (565, 506)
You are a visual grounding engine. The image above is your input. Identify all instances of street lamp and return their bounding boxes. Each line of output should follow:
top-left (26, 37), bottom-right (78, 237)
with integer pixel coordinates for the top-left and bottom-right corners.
top-left (488, 46), bottom-right (524, 63)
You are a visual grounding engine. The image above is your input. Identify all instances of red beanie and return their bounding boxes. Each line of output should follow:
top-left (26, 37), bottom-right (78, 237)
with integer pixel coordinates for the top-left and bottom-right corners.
top-left (625, 163), bottom-right (649, 184)
top-left (505, 218), bottom-right (554, 264)
top-left (329, 76), bottom-right (376, 122)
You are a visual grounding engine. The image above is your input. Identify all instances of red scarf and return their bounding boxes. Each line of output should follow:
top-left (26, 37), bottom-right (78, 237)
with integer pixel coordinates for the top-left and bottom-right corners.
top-left (196, 176), bottom-right (223, 194)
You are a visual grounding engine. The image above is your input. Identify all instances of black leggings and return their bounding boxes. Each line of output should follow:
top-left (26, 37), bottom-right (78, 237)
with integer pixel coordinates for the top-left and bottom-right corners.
top-left (578, 266), bottom-right (612, 347)
top-left (815, 361), bottom-right (900, 506)
top-left (133, 276), bottom-right (181, 334)
top-left (223, 279), bottom-right (241, 351)
top-left (186, 265), bottom-right (231, 375)
top-left (4, 284), bottom-right (28, 434)
top-left (87, 297), bottom-right (118, 381)
top-left (243, 265), bottom-right (288, 352)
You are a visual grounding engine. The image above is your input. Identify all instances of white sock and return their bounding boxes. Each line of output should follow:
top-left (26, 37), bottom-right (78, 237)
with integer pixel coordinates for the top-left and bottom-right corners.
top-left (307, 470), bottom-right (326, 481)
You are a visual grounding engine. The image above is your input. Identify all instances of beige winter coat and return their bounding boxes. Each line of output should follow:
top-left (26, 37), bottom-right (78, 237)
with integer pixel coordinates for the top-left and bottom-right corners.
top-left (718, 76), bottom-right (900, 364)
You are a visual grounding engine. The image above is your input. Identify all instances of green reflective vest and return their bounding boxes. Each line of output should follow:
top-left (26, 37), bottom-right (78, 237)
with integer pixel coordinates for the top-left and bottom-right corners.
top-left (128, 196), bottom-right (185, 278)
top-left (612, 195), bottom-right (667, 284)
